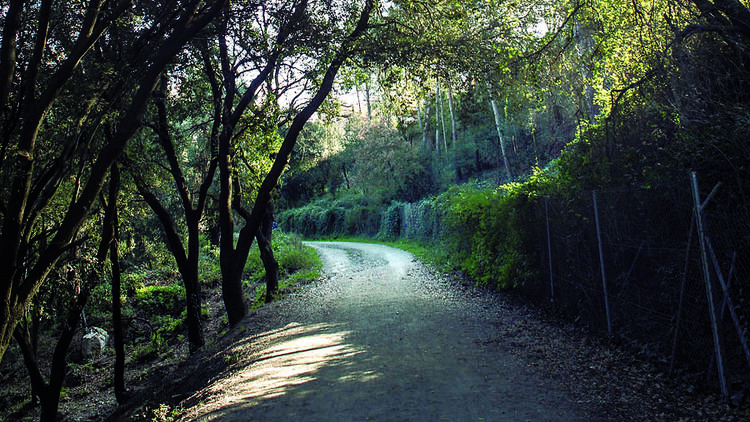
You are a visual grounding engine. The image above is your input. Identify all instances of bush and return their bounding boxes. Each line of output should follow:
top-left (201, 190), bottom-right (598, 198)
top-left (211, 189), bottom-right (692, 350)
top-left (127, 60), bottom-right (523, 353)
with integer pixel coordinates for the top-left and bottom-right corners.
top-left (278, 196), bottom-right (383, 238)
top-left (134, 283), bottom-right (184, 316)
top-left (199, 235), bottom-right (222, 285)
top-left (377, 202), bottom-right (404, 240)
top-left (276, 232), bottom-right (319, 275)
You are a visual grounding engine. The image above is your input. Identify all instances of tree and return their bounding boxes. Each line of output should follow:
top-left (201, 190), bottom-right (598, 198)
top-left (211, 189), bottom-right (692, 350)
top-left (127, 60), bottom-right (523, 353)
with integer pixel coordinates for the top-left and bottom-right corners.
top-left (214, 0), bottom-right (376, 325)
top-left (128, 65), bottom-right (221, 353)
top-left (0, 0), bottom-right (226, 365)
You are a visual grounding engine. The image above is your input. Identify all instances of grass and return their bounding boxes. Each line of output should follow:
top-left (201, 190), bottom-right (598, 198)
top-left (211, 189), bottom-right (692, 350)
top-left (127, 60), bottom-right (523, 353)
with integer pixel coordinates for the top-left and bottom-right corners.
top-left (247, 232), bottom-right (323, 310)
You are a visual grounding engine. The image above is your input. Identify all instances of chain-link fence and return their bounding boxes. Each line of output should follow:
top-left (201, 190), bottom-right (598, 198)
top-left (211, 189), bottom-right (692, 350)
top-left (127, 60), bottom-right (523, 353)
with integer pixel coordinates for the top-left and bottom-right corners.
top-left (538, 174), bottom-right (750, 393)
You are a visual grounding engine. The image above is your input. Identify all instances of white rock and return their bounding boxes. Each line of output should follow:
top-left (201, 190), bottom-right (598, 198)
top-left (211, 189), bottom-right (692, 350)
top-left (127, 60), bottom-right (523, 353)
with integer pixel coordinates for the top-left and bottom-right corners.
top-left (81, 327), bottom-right (108, 360)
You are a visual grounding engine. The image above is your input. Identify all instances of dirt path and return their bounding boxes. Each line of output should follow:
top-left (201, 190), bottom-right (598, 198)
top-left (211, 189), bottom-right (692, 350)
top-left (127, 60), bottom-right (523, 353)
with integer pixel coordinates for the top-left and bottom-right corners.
top-left (179, 242), bottom-right (592, 421)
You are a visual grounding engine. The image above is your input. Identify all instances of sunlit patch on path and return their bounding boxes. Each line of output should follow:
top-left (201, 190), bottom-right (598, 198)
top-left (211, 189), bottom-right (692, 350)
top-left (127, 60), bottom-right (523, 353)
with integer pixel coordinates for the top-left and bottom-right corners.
top-left (186, 322), bottom-right (377, 419)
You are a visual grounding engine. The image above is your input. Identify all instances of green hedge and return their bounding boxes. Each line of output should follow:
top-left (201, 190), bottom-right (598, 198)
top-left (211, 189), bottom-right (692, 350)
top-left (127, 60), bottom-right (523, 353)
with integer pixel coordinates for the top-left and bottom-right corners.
top-left (278, 197), bottom-right (382, 238)
top-left (397, 183), bottom-right (540, 290)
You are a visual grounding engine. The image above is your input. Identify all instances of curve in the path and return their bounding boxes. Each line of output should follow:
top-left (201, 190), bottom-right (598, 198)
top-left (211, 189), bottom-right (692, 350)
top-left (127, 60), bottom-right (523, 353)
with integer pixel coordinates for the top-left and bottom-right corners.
top-left (183, 242), bottom-right (591, 421)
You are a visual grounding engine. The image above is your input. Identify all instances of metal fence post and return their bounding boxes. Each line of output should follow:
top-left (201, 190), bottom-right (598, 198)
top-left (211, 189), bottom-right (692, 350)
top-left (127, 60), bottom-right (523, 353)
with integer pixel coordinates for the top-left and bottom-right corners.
top-left (546, 198), bottom-right (554, 302)
top-left (691, 171), bottom-right (729, 398)
top-left (593, 190), bottom-right (612, 335)
top-left (670, 209), bottom-right (695, 376)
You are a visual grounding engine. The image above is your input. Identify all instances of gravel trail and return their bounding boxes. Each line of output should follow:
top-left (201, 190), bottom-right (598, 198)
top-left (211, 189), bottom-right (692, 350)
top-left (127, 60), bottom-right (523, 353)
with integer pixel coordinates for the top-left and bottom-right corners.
top-left (181, 242), bottom-right (592, 421)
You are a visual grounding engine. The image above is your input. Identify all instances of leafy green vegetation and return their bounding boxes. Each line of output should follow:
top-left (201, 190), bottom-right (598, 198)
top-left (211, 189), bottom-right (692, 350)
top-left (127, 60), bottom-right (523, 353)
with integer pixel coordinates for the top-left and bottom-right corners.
top-left (2, 0), bottom-right (750, 418)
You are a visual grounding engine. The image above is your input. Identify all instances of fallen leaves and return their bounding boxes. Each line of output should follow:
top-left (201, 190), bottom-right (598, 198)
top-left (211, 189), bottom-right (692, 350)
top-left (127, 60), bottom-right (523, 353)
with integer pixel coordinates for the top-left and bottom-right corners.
top-left (484, 290), bottom-right (750, 422)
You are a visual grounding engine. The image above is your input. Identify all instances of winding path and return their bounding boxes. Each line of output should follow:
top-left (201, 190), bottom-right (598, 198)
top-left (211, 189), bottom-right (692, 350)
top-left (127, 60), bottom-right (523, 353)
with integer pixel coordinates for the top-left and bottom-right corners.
top-left (182, 242), bottom-right (592, 421)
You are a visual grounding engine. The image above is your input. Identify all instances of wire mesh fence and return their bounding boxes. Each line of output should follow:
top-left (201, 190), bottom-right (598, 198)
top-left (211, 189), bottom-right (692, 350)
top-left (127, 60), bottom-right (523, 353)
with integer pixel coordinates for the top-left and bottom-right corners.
top-left (539, 174), bottom-right (750, 393)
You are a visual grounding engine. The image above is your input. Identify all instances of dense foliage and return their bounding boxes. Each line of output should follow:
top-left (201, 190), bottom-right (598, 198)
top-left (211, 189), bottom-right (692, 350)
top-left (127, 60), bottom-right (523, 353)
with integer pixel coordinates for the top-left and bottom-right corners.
top-left (2, 0), bottom-right (750, 418)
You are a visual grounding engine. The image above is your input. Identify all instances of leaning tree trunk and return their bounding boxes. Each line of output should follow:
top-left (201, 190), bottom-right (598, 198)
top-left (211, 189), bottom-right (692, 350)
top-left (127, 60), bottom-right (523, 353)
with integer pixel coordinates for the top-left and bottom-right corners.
top-left (490, 97), bottom-right (511, 181)
top-left (257, 201), bottom-right (280, 303)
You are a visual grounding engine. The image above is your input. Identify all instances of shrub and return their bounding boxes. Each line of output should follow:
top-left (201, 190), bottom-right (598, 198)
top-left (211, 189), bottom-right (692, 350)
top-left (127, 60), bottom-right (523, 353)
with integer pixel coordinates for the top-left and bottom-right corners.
top-left (278, 244), bottom-right (319, 275)
top-left (134, 283), bottom-right (184, 316)
top-left (377, 202), bottom-right (404, 240)
top-left (199, 235), bottom-right (222, 285)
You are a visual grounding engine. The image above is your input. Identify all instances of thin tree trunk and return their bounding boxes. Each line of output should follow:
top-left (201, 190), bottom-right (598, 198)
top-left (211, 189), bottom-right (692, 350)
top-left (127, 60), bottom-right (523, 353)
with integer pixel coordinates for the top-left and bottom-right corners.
top-left (447, 86), bottom-right (460, 181)
top-left (110, 227), bottom-right (126, 403)
top-left (438, 82), bottom-right (448, 154)
top-left (365, 80), bottom-right (372, 119)
top-left (490, 97), bottom-right (511, 180)
top-left (448, 86), bottom-right (457, 148)
top-left (104, 162), bottom-right (127, 402)
top-left (30, 305), bottom-right (41, 404)
top-left (422, 103), bottom-right (431, 148)
top-left (355, 85), bottom-right (362, 114)
top-left (417, 104), bottom-right (423, 137)
top-left (434, 83), bottom-right (441, 159)
top-left (342, 163), bottom-right (351, 189)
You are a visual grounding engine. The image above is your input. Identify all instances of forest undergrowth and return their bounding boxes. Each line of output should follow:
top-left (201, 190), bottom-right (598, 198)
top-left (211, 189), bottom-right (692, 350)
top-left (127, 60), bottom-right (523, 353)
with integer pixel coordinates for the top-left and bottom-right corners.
top-left (0, 232), bottom-right (321, 421)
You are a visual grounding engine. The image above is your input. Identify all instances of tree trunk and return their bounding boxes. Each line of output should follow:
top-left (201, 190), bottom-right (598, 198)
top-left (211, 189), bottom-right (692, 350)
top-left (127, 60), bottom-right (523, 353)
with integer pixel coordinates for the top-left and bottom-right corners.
top-left (490, 97), bottom-right (511, 180)
top-left (422, 103), bottom-right (432, 147)
top-left (257, 201), bottom-right (279, 303)
top-left (184, 222), bottom-right (205, 353)
top-left (103, 162), bottom-right (127, 402)
top-left (342, 163), bottom-right (351, 189)
top-left (438, 82), bottom-right (448, 154)
top-left (15, 290), bottom-right (88, 422)
top-left (365, 80), bottom-right (372, 119)
top-left (135, 179), bottom-right (205, 352)
top-left (434, 84), bottom-right (441, 159)
top-left (355, 84), bottom-right (362, 114)
top-left (448, 86), bottom-right (460, 181)
top-left (110, 232), bottom-right (127, 403)
top-left (30, 305), bottom-right (41, 404)
top-left (417, 104), bottom-right (423, 134)
top-left (448, 86), bottom-right (457, 148)
top-left (42, 290), bottom-right (88, 422)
